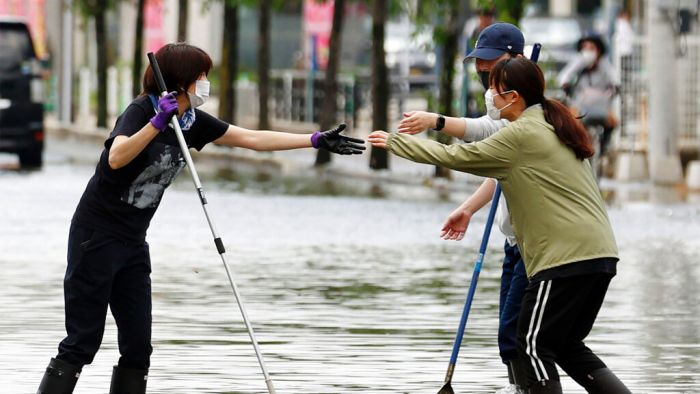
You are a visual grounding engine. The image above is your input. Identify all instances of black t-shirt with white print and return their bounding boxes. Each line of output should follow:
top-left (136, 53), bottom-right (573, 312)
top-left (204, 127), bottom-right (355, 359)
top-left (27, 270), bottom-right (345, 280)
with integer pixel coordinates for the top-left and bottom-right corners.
top-left (72, 95), bottom-right (228, 243)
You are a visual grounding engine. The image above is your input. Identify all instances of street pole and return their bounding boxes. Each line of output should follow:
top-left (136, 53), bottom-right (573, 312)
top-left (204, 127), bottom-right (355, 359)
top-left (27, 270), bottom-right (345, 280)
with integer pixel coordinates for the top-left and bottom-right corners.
top-left (647, 0), bottom-right (683, 184)
top-left (60, 0), bottom-right (73, 125)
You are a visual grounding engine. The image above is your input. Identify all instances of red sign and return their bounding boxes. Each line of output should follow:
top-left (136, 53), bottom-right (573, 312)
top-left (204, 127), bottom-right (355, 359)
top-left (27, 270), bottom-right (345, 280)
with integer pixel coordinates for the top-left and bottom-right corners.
top-left (144, 0), bottom-right (166, 53)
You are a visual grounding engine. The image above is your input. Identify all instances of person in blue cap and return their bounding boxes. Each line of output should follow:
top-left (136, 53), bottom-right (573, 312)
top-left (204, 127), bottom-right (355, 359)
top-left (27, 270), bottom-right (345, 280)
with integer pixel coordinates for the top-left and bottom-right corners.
top-left (398, 22), bottom-right (528, 394)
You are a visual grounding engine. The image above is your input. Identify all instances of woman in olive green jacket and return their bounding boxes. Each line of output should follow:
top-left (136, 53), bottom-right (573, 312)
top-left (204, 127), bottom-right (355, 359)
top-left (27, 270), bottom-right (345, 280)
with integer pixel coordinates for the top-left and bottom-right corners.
top-left (369, 58), bottom-right (631, 394)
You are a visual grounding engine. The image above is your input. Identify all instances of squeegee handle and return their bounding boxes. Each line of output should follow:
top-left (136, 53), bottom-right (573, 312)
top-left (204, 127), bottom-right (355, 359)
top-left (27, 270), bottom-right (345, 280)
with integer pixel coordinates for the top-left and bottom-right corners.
top-left (147, 52), bottom-right (169, 96)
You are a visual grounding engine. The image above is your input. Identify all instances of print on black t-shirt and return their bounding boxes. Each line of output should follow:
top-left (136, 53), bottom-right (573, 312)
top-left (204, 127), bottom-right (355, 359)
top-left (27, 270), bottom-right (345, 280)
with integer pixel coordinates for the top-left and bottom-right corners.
top-left (122, 145), bottom-right (186, 209)
top-left (71, 95), bottom-right (229, 242)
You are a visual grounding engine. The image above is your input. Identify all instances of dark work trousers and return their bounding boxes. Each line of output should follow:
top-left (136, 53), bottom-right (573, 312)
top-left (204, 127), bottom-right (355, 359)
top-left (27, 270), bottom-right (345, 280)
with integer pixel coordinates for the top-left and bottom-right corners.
top-left (498, 241), bottom-right (528, 364)
top-left (56, 224), bottom-right (153, 370)
top-left (516, 272), bottom-right (613, 389)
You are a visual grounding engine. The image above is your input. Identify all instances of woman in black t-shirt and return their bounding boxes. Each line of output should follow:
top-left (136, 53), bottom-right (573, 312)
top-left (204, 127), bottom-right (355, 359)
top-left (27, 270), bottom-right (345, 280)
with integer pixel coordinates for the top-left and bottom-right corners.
top-left (37, 43), bottom-right (365, 394)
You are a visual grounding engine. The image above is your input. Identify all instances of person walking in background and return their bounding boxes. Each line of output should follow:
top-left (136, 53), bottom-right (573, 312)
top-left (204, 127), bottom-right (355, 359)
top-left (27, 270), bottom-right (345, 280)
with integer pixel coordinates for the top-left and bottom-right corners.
top-left (36, 43), bottom-right (364, 394)
top-left (368, 58), bottom-right (631, 394)
top-left (397, 22), bottom-right (528, 394)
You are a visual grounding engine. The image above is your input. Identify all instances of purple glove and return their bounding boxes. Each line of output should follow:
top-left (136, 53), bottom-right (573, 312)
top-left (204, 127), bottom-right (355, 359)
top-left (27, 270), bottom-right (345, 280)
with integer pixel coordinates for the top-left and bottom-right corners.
top-left (150, 92), bottom-right (179, 131)
top-left (310, 124), bottom-right (365, 155)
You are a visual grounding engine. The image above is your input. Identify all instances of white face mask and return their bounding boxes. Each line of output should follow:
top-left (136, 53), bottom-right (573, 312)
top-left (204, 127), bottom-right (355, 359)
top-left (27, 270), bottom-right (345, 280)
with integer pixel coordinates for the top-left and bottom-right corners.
top-left (581, 49), bottom-right (597, 66)
top-left (187, 79), bottom-right (210, 108)
top-left (485, 89), bottom-right (514, 120)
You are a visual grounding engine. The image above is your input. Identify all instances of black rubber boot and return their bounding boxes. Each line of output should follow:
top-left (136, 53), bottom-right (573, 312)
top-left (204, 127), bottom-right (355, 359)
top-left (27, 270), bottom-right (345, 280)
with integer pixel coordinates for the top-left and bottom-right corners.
top-left (579, 368), bottom-right (632, 394)
top-left (507, 362), bottom-right (516, 384)
top-left (508, 360), bottom-right (526, 393)
top-left (37, 358), bottom-right (81, 394)
top-left (528, 380), bottom-right (563, 394)
top-left (109, 365), bottom-right (148, 394)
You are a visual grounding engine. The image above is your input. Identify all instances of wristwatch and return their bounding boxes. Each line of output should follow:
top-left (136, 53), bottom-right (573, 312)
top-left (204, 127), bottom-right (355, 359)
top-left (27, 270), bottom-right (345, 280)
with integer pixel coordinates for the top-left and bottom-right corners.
top-left (434, 115), bottom-right (446, 131)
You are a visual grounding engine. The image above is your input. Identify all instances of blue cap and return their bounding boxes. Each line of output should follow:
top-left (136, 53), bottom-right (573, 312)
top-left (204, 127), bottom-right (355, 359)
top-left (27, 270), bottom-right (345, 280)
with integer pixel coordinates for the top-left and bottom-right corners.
top-left (465, 23), bottom-right (525, 62)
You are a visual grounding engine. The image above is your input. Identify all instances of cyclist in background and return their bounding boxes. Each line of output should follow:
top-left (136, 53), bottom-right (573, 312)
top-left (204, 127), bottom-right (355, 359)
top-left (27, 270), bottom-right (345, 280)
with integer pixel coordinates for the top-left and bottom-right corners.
top-left (558, 33), bottom-right (619, 173)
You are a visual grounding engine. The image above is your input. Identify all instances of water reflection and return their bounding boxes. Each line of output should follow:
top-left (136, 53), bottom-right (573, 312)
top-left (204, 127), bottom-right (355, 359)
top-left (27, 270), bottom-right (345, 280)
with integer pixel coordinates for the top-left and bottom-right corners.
top-left (1, 165), bottom-right (699, 393)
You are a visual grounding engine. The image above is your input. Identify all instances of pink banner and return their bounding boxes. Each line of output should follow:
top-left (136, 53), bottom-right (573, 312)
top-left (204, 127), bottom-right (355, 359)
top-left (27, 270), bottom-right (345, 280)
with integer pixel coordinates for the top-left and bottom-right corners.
top-left (303, 0), bottom-right (334, 70)
top-left (144, 0), bottom-right (166, 53)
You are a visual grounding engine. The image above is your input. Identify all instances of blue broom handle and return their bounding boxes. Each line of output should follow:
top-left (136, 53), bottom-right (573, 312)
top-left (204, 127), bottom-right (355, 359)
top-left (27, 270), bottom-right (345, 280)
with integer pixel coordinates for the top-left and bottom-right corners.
top-left (448, 185), bottom-right (501, 364)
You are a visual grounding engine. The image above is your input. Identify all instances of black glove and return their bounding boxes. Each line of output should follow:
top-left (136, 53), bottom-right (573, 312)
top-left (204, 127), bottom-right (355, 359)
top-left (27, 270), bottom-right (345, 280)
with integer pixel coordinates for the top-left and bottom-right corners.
top-left (311, 124), bottom-right (366, 155)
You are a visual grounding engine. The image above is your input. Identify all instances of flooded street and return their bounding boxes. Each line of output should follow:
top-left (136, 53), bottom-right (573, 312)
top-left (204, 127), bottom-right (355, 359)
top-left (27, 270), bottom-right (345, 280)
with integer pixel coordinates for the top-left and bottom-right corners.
top-left (1, 148), bottom-right (700, 393)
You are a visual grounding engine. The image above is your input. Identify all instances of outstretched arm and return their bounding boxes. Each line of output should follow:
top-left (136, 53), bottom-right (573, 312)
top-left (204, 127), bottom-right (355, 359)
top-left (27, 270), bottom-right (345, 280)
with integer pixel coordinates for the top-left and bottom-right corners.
top-left (398, 111), bottom-right (466, 139)
top-left (398, 112), bottom-right (508, 143)
top-left (368, 130), bottom-right (517, 179)
top-left (214, 123), bottom-right (365, 154)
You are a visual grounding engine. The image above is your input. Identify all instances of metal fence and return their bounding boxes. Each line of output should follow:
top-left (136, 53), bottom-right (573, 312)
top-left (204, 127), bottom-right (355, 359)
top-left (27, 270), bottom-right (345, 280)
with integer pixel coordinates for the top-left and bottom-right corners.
top-left (267, 70), bottom-right (438, 128)
top-left (617, 34), bottom-right (700, 152)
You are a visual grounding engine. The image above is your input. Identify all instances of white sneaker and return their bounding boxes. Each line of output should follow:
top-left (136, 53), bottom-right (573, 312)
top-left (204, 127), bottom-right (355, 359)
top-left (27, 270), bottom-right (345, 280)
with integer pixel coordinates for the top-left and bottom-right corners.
top-left (495, 384), bottom-right (524, 394)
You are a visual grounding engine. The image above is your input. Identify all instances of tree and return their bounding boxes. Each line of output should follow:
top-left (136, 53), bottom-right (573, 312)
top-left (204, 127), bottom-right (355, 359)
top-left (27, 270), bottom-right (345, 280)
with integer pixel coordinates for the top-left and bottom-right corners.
top-left (478, 0), bottom-right (527, 25)
top-left (435, 0), bottom-right (464, 178)
top-left (219, 1), bottom-right (239, 123)
top-left (413, 0), bottom-right (469, 177)
top-left (178, 0), bottom-right (189, 41)
top-left (369, 0), bottom-right (389, 170)
top-left (76, 0), bottom-right (113, 128)
top-left (315, 0), bottom-right (346, 166)
top-left (257, 0), bottom-right (271, 129)
top-left (132, 0), bottom-right (146, 98)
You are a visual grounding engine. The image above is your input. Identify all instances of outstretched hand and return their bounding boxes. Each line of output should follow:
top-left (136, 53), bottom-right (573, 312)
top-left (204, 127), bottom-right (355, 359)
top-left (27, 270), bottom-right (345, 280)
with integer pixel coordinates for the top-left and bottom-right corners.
top-left (312, 124), bottom-right (366, 155)
top-left (367, 130), bottom-right (390, 149)
top-left (440, 206), bottom-right (472, 241)
top-left (397, 111), bottom-right (438, 134)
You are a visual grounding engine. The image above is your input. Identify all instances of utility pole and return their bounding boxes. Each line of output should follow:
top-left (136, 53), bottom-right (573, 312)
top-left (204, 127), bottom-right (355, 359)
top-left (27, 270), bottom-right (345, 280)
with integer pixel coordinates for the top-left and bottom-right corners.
top-left (647, 0), bottom-right (683, 184)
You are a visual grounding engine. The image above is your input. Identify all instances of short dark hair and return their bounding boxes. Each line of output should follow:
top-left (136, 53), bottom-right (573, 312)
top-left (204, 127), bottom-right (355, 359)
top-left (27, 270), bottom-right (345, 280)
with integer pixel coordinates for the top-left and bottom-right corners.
top-left (141, 43), bottom-right (213, 95)
top-left (490, 58), bottom-right (594, 160)
top-left (577, 34), bottom-right (607, 56)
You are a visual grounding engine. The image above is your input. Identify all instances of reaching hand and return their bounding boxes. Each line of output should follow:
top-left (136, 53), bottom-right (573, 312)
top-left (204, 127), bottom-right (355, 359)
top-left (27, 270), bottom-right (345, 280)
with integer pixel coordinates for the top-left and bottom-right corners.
top-left (397, 111), bottom-right (438, 134)
top-left (367, 130), bottom-right (390, 149)
top-left (150, 92), bottom-right (179, 131)
top-left (440, 206), bottom-right (472, 241)
top-left (311, 124), bottom-right (366, 155)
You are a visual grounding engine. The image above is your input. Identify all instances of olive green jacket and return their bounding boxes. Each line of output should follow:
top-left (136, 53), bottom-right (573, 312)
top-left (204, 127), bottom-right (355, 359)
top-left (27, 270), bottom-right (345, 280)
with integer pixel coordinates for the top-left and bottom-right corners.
top-left (386, 106), bottom-right (618, 278)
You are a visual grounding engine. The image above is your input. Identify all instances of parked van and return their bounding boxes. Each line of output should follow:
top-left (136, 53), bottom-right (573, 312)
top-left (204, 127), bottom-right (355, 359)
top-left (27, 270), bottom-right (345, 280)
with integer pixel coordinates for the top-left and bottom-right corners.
top-left (0, 17), bottom-right (44, 168)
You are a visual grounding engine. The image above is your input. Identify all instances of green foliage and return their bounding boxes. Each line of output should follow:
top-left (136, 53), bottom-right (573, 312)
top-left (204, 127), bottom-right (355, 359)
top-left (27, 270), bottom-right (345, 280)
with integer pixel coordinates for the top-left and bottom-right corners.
top-left (476, 0), bottom-right (530, 25)
top-left (74, 0), bottom-right (116, 18)
top-left (206, 0), bottom-right (299, 10)
top-left (356, 0), bottom-right (406, 17)
top-left (410, 0), bottom-right (460, 46)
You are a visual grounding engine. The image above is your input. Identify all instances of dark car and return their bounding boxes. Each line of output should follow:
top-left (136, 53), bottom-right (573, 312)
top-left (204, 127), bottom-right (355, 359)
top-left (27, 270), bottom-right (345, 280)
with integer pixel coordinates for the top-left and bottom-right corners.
top-left (0, 17), bottom-right (44, 168)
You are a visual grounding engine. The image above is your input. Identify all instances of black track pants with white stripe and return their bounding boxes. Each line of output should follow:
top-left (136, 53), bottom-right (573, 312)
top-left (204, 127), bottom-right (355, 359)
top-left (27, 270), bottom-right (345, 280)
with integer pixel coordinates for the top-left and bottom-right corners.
top-left (516, 273), bottom-right (613, 389)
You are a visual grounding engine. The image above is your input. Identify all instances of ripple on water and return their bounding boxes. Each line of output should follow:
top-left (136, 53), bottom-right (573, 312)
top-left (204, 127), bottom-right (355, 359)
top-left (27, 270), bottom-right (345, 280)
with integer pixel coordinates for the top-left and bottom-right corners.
top-left (1, 165), bottom-right (699, 392)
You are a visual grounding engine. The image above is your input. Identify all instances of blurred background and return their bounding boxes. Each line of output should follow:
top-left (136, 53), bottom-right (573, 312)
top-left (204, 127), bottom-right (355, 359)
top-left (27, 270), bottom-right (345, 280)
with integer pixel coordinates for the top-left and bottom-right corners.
top-left (0, 0), bottom-right (698, 186)
top-left (2, 1), bottom-right (700, 393)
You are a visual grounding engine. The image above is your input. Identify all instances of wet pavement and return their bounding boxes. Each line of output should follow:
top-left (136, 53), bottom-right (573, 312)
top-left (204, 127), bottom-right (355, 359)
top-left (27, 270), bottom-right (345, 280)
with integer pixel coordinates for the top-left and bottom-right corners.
top-left (1, 140), bottom-right (700, 393)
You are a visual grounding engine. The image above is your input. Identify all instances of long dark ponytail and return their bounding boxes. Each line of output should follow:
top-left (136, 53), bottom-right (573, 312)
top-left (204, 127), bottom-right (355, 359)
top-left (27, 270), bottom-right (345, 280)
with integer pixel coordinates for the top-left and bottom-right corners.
top-left (490, 58), bottom-right (594, 160)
